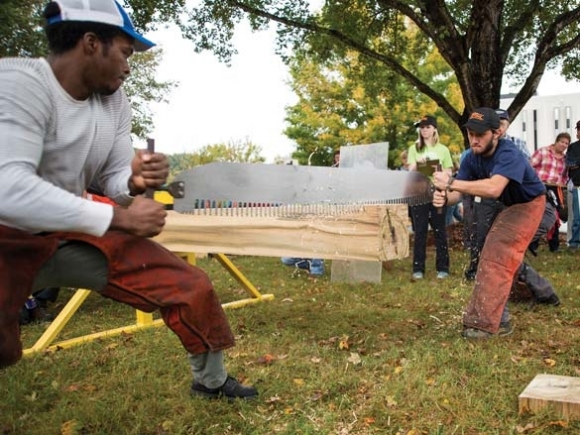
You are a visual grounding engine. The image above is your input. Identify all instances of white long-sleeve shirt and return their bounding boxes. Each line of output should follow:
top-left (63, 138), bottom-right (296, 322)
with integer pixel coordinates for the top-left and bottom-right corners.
top-left (0, 58), bottom-right (136, 236)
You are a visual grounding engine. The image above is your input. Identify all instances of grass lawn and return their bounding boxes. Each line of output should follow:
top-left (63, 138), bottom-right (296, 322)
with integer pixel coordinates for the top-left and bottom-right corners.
top-left (1, 229), bottom-right (579, 435)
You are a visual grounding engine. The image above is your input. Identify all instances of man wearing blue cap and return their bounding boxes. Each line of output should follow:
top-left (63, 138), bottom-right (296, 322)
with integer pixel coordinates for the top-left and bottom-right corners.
top-left (432, 108), bottom-right (550, 339)
top-left (495, 109), bottom-right (531, 159)
top-left (0, 0), bottom-right (257, 400)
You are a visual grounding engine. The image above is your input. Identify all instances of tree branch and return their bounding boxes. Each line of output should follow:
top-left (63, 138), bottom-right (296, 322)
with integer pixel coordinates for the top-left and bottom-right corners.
top-left (228, 0), bottom-right (461, 122)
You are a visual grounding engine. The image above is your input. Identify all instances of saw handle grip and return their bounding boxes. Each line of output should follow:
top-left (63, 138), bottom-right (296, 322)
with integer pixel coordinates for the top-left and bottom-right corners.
top-left (145, 138), bottom-right (155, 199)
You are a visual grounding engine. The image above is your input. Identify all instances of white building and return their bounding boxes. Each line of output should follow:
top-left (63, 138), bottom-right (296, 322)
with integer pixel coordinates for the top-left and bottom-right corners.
top-left (500, 93), bottom-right (579, 154)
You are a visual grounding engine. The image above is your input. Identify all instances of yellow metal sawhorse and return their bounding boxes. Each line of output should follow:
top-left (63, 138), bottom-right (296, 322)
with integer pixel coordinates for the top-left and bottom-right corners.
top-left (23, 252), bottom-right (274, 357)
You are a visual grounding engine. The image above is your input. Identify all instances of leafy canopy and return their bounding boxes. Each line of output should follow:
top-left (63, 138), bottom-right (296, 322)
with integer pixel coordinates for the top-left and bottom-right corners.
top-left (285, 21), bottom-right (465, 166)
top-left (168, 138), bottom-right (265, 177)
top-left (182, 0), bottom-right (580, 143)
top-left (0, 0), bottom-right (177, 139)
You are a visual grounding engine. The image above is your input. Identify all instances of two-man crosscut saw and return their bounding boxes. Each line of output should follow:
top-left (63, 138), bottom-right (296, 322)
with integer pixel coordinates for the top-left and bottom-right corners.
top-left (161, 162), bottom-right (433, 214)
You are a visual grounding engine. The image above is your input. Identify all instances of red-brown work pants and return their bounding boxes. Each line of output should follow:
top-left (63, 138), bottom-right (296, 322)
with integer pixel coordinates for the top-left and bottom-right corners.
top-left (0, 226), bottom-right (235, 368)
top-left (463, 195), bottom-right (546, 333)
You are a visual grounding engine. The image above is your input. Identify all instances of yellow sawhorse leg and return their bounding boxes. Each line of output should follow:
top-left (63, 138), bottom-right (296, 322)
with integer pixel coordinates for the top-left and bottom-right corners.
top-left (212, 253), bottom-right (274, 309)
top-left (23, 252), bottom-right (273, 357)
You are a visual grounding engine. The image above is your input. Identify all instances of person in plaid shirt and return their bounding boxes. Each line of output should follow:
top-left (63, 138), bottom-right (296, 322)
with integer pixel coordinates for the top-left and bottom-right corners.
top-left (530, 133), bottom-right (571, 251)
top-left (531, 133), bottom-right (570, 186)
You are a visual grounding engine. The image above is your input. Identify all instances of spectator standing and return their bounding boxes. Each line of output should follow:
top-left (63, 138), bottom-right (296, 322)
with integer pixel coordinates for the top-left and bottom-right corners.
top-left (407, 115), bottom-right (453, 280)
top-left (566, 121), bottom-right (580, 249)
top-left (398, 150), bottom-right (409, 171)
top-left (433, 108), bottom-right (552, 339)
top-left (530, 133), bottom-right (570, 251)
top-left (496, 109), bottom-right (531, 158)
top-left (331, 148), bottom-right (341, 167)
top-left (280, 150), bottom-right (342, 276)
top-left (0, 0), bottom-right (257, 400)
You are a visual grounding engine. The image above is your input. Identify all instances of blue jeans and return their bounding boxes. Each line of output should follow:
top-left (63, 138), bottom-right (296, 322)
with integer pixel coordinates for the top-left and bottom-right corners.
top-left (569, 187), bottom-right (580, 247)
top-left (280, 257), bottom-right (324, 275)
top-left (281, 257), bottom-right (323, 267)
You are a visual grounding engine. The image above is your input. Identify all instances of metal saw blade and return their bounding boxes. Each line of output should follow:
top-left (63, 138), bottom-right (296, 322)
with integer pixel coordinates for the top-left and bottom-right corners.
top-left (172, 162), bottom-right (431, 213)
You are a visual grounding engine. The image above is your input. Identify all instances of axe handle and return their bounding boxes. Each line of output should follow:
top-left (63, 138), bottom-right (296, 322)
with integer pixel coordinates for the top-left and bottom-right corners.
top-left (435, 163), bottom-right (444, 214)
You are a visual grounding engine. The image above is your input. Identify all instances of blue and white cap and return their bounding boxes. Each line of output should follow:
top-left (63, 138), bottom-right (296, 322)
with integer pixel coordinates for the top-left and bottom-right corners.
top-left (46, 0), bottom-right (155, 52)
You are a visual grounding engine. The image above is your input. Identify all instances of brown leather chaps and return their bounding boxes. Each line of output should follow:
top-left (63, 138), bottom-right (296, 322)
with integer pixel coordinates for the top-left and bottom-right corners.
top-left (463, 195), bottom-right (546, 333)
top-left (0, 226), bottom-right (234, 368)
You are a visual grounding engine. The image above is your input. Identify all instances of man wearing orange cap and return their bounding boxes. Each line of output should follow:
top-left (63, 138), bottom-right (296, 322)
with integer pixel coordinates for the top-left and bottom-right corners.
top-left (432, 108), bottom-right (548, 339)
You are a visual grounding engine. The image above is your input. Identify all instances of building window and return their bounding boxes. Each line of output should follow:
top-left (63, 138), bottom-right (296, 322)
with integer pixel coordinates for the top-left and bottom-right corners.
top-left (554, 107), bottom-right (560, 130)
top-left (566, 106), bottom-right (572, 130)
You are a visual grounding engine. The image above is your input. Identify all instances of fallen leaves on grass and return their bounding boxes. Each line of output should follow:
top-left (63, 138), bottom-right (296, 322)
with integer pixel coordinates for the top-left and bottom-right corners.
top-left (363, 417), bottom-right (375, 426)
top-left (347, 352), bottom-right (362, 365)
top-left (516, 420), bottom-right (568, 433)
top-left (339, 336), bottom-right (350, 350)
top-left (255, 354), bottom-right (276, 365)
top-left (385, 396), bottom-right (398, 407)
top-left (156, 420), bottom-right (174, 435)
top-left (60, 419), bottom-right (82, 435)
top-left (265, 395), bottom-right (282, 404)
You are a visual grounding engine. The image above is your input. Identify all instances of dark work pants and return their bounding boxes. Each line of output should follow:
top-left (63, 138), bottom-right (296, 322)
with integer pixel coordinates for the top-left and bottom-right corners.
top-left (461, 194), bottom-right (475, 251)
top-left (465, 197), bottom-right (504, 277)
top-left (409, 202), bottom-right (449, 274)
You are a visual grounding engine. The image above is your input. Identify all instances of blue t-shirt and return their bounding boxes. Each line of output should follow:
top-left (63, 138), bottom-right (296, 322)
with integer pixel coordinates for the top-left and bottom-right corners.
top-left (456, 139), bottom-right (545, 206)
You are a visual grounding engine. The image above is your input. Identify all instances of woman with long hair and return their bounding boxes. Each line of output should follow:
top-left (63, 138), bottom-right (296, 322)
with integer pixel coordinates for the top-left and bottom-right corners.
top-left (407, 115), bottom-right (454, 280)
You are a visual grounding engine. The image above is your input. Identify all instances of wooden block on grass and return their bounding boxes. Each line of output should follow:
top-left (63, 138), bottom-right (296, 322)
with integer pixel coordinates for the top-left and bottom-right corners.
top-left (519, 374), bottom-right (580, 418)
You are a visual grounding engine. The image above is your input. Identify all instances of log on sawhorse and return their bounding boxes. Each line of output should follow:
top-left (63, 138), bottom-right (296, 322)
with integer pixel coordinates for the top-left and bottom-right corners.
top-left (153, 204), bottom-right (410, 262)
top-left (23, 203), bottom-right (409, 356)
top-left (22, 252), bottom-right (273, 357)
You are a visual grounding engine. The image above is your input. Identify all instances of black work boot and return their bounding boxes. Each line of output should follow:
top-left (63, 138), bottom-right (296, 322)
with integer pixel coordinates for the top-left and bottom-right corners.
top-left (535, 293), bottom-right (561, 307)
top-left (190, 376), bottom-right (258, 400)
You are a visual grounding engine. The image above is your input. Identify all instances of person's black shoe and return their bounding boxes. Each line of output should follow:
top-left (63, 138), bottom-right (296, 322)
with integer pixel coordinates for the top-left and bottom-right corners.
top-left (536, 294), bottom-right (561, 307)
top-left (464, 270), bottom-right (476, 281)
top-left (190, 376), bottom-right (258, 400)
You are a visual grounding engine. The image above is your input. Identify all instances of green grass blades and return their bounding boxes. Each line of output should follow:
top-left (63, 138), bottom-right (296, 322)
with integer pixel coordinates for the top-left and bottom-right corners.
top-left (2, 235), bottom-right (580, 435)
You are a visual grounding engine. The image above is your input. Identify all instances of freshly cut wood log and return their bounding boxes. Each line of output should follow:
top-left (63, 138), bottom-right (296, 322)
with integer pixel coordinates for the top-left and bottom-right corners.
top-left (519, 374), bottom-right (580, 418)
top-left (153, 204), bottom-right (410, 262)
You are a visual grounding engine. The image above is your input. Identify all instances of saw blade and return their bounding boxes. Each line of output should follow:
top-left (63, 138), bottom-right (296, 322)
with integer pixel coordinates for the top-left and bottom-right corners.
top-left (172, 162), bottom-right (432, 213)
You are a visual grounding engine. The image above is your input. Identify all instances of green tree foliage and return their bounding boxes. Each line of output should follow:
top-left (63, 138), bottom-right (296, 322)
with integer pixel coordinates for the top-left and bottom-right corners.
top-left (0, 0), bottom-right (46, 57)
top-left (0, 0), bottom-right (175, 139)
top-left (124, 49), bottom-right (177, 139)
top-left (168, 139), bottom-right (265, 177)
top-left (0, 0), bottom-right (187, 56)
top-left (183, 0), bottom-right (580, 146)
top-left (285, 23), bottom-right (465, 166)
